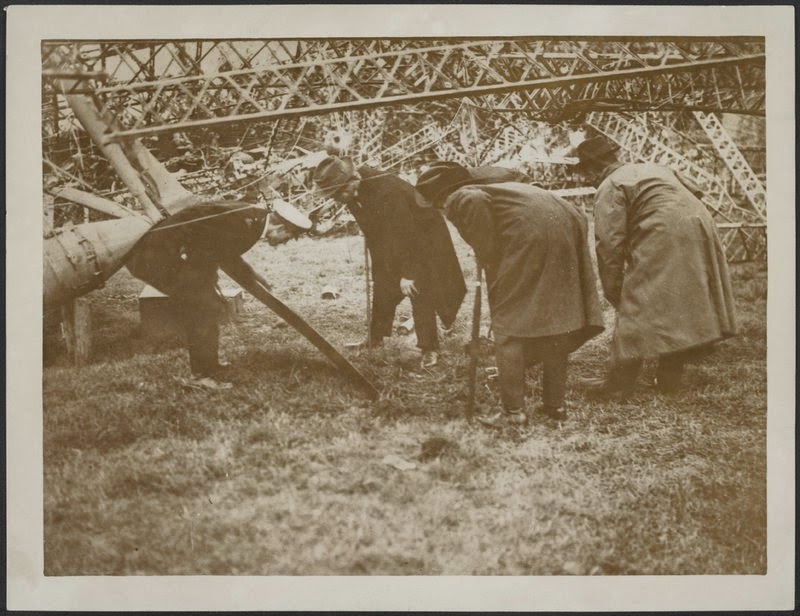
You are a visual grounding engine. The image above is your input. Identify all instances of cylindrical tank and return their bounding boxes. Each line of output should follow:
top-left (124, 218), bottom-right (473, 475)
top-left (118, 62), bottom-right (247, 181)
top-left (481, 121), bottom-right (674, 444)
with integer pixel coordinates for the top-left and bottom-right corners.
top-left (44, 216), bottom-right (153, 307)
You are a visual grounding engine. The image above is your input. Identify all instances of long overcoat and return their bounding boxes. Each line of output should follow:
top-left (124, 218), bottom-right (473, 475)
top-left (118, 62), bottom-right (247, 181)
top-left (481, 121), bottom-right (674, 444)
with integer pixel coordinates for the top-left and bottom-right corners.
top-left (594, 162), bottom-right (737, 360)
top-left (353, 167), bottom-right (466, 327)
top-left (443, 182), bottom-right (604, 349)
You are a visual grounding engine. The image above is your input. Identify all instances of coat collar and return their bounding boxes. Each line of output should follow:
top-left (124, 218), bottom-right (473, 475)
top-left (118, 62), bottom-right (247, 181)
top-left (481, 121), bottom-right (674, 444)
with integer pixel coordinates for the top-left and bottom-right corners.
top-left (596, 161), bottom-right (624, 187)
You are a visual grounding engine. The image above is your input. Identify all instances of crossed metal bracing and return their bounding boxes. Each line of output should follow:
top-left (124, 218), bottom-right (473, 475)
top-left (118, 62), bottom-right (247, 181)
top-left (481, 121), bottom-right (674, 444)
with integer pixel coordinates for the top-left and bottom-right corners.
top-left (692, 111), bottom-right (766, 218)
top-left (41, 39), bottom-right (442, 85)
top-left (42, 38), bottom-right (764, 142)
top-left (41, 38), bottom-right (767, 261)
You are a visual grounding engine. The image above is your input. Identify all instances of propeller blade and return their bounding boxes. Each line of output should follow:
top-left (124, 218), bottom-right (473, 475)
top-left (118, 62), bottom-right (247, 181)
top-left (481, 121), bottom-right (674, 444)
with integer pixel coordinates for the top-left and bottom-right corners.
top-left (220, 255), bottom-right (380, 400)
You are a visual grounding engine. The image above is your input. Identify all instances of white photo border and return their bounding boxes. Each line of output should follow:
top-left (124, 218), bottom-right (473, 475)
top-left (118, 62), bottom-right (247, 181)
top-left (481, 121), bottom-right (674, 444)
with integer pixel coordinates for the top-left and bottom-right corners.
top-left (7, 4), bottom-right (795, 611)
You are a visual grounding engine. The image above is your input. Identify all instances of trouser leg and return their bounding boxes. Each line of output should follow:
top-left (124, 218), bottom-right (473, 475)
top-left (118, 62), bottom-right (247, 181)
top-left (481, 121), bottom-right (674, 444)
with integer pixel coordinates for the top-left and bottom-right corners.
top-left (369, 284), bottom-right (399, 343)
top-left (542, 350), bottom-right (569, 409)
top-left (656, 352), bottom-right (685, 392)
top-left (179, 288), bottom-right (222, 376)
top-left (410, 291), bottom-right (439, 351)
top-left (495, 336), bottom-right (525, 411)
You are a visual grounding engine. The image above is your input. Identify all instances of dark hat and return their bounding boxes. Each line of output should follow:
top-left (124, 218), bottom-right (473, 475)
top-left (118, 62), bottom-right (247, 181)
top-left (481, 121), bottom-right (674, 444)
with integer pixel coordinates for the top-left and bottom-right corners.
top-left (573, 136), bottom-right (620, 169)
top-left (425, 160), bottom-right (464, 170)
top-left (415, 162), bottom-right (473, 208)
top-left (312, 156), bottom-right (357, 197)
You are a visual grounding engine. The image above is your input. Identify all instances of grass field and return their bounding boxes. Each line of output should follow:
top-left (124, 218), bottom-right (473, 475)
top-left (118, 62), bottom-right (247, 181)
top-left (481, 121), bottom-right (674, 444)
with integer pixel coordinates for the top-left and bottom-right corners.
top-left (43, 230), bottom-right (767, 575)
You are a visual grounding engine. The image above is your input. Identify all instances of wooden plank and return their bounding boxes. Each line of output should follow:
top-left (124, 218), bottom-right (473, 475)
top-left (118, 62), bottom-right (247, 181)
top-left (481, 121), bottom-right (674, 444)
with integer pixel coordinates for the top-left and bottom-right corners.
top-left (221, 255), bottom-right (380, 400)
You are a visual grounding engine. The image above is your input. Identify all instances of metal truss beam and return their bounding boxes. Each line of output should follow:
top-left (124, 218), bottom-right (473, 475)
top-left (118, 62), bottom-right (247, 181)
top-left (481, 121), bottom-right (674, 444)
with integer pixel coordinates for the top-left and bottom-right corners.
top-left (42, 40), bottom-right (439, 83)
top-left (478, 60), bottom-right (764, 120)
top-left (43, 39), bottom-right (764, 141)
top-left (692, 111), bottom-right (766, 218)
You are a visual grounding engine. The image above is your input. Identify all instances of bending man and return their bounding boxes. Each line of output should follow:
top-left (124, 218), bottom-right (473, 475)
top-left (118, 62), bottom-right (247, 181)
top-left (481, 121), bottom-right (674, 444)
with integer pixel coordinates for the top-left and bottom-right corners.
top-left (416, 163), bottom-right (604, 425)
top-left (313, 156), bottom-right (466, 369)
top-left (573, 136), bottom-right (737, 395)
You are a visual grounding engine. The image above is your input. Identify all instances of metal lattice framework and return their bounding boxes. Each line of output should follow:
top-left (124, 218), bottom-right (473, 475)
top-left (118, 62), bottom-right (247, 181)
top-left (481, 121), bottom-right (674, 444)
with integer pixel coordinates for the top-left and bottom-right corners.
top-left (379, 122), bottom-right (457, 170)
top-left (42, 37), bottom-right (767, 261)
top-left (42, 38), bottom-right (765, 141)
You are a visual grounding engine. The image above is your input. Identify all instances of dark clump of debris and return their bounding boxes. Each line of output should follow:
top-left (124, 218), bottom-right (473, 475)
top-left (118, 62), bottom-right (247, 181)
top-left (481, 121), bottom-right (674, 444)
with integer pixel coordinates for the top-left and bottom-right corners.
top-left (418, 436), bottom-right (459, 462)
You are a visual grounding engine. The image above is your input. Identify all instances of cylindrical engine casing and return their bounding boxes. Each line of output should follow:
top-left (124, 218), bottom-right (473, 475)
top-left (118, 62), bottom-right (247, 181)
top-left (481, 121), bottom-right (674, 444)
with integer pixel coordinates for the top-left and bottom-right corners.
top-left (44, 216), bottom-right (153, 307)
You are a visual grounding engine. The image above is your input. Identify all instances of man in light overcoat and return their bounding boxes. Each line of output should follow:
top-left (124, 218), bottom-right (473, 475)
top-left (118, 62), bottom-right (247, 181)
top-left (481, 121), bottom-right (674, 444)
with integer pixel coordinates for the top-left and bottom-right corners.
top-left (573, 136), bottom-right (737, 395)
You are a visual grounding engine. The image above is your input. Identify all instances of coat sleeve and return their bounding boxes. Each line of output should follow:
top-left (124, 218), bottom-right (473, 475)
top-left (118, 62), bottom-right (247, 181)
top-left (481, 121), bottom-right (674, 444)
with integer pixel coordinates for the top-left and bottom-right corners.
top-left (594, 180), bottom-right (628, 307)
top-left (444, 187), bottom-right (496, 270)
top-left (512, 170), bottom-right (534, 183)
top-left (347, 201), bottom-right (369, 233)
top-left (382, 188), bottom-right (419, 281)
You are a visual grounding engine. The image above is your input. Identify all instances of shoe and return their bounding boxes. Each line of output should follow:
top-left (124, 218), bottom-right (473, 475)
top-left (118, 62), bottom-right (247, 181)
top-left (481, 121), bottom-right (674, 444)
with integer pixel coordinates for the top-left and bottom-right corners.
top-left (477, 409), bottom-right (527, 428)
top-left (535, 404), bottom-right (568, 421)
top-left (184, 375), bottom-right (233, 391)
top-left (577, 376), bottom-right (632, 400)
top-left (420, 350), bottom-right (439, 369)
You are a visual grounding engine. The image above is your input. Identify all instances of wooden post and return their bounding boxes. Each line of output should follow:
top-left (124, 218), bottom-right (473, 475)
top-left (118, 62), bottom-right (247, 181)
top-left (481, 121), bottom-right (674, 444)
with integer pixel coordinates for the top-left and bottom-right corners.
top-left (364, 236), bottom-right (372, 345)
top-left (466, 261), bottom-right (483, 418)
top-left (61, 297), bottom-right (91, 366)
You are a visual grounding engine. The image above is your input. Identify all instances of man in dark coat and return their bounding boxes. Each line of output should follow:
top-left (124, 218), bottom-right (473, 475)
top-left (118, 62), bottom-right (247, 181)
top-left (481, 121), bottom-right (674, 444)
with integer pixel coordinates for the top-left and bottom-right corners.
top-left (127, 201), bottom-right (270, 390)
top-left (416, 163), bottom-right (605, 425)
top-left (312, 157), bottom-right (466, 368)
top-left (573, 136), bottom-right (737, 395)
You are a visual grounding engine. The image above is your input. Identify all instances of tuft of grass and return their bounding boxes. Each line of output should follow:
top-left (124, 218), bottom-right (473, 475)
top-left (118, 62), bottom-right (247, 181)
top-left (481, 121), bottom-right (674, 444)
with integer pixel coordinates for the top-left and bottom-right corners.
top-left (43, 234), bottom-right (766, 575)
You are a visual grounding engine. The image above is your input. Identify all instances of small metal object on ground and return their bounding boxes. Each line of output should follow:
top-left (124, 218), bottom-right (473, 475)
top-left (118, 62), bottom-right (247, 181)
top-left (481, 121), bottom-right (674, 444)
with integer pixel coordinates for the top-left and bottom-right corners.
top-left (382, 455), bottom-right (416, 471)
top-left (321, 286), bottom-right (340, 300)
top-left (397, 316), bottom-right (414, 334)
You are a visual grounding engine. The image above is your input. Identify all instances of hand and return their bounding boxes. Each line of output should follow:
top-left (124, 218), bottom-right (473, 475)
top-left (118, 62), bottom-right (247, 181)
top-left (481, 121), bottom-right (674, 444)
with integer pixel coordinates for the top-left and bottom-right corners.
top-left (400, 278), bottom-right (418, 298)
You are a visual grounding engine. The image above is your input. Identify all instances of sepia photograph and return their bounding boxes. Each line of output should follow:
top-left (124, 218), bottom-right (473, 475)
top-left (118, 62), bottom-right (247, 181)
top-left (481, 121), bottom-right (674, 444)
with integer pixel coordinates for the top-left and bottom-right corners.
top-left (6, 4), bottom-right (795, 612)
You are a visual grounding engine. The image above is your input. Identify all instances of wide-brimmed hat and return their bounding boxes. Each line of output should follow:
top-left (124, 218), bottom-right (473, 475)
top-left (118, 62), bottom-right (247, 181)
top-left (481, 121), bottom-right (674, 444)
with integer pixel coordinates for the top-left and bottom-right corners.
top-left (312, 156), bottom-right (357, 197)
top-left (415, 162), bottom-right (474, 207)
top-left (573, 136), bottom-right (620, 169)
top-left (272, 198), bottom-right (312, 230)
